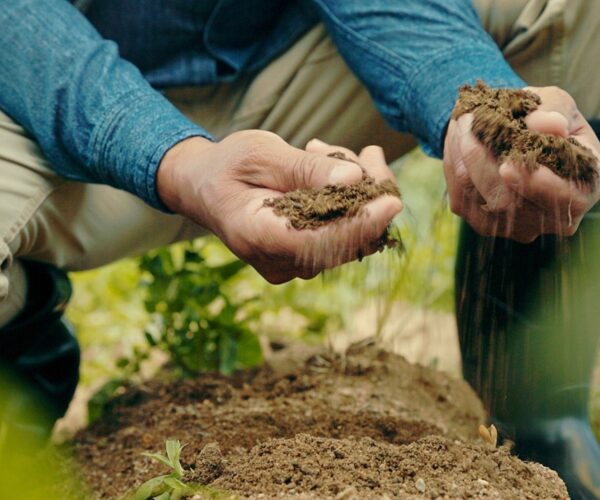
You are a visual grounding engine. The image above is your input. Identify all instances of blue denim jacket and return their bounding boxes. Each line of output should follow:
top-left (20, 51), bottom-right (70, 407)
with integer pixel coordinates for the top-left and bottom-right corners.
top-left (0, 0), bottom-right (524, 209)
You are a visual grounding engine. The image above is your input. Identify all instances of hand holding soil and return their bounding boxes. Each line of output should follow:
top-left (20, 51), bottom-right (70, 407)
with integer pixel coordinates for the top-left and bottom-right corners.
top-left (444, 81), bottom-right (600, 243)
top-left (157, 131), bottom-right (402, 283)
top-left (264, 140), bottom-right (402, 254)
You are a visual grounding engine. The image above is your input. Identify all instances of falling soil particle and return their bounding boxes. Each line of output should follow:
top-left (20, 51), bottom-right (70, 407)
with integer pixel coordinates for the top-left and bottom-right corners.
top-left (72, 344), bottom-right (567, 499)
top-left (453, 80), bottom-right (598, 185)
top-left (263, 152), bottom-right (401, 231)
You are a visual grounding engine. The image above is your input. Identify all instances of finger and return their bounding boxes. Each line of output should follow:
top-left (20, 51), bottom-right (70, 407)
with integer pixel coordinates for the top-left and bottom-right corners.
top-left (524, 86), bottom-right (575, 136)
top-left (305, 138), bottom-right (361, 164)
top-left (445, 119), bottom-right (499, 218)
top-left (499, 161), bottom-right (590, 216)
top-left (456, 114), bottom-right (516, 211)
top-left (444, 120), bottom-right (469, 214)
top-left (358, 145), bottom-right (396, 182)
top-left (317, 195), bottom-right (403, 268)
top-left (267, 146), bottom-right (363, 192)
top-left (259, 194), bottom-right (402, 271)
top-left (251, 187), bottom-right (402, 274)
top-left (525, 110), bottom-right (570, 137)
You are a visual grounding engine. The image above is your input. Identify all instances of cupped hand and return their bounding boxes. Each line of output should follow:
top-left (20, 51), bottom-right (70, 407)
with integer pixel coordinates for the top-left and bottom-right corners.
top-left (157, 130), bottom-right (402, 283)
top-left (443, 86), bottom-right (600, 243)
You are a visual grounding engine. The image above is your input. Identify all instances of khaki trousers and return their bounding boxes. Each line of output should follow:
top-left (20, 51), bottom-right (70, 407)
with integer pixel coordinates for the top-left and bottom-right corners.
top-left (1, 0), bottom-right (599, 324)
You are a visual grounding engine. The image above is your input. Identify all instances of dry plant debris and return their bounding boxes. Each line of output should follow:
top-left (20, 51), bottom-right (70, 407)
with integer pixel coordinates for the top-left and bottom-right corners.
top-left (453, 80), bottom-right (598, 185)
top-left (478, 423), bottom-right (498, 448)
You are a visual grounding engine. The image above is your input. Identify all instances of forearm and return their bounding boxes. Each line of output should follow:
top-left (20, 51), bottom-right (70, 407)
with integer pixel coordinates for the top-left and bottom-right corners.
top-left (311, 0), bottom-right (525, 157)
top-left (0, 0), bottom-right (212, 209)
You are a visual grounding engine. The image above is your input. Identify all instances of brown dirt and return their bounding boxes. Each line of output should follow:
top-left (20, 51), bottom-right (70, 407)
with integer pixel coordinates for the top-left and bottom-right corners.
top-left (263, 152), bottom-right (401, 231)
top-left (72, 344), bottom-right (567, 498)
top-left (452, 80), bottom-right (598, 184)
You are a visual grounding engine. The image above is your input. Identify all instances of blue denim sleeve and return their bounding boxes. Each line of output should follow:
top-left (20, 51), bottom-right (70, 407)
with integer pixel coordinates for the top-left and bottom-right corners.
top-left (311, 0), bottom-right (526, 157)
top-left (0, 0), bottom-right (213, 210)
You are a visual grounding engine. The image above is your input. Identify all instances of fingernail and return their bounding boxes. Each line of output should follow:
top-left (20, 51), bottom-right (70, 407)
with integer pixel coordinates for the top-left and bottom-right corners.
top-left (329, 163), bottom-right (360, 184)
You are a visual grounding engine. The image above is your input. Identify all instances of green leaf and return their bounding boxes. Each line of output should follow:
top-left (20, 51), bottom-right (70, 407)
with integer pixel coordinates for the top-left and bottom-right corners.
top-left (145, 330), bottom-right (157, 347)
top-left (218, 331), bottom-right (238, 375)
top-left (214, 259), bottom-right (247, 281)
top-left (116, 357), bottom-right (130, 369)
top-left (165, 440), bottom-right (185, 476)
top-left (134, 475), bottom-right (168, 500)
top-left (163, 476), bottom-right (191, 492)
top-left (87, 377), bottom-right (125, 424)
top-left (142, 452), bottom-right (174, 470)
top-left (236, 330), bottom-right (263, 369)
top-left (153, 492), bottom-right (171, 500)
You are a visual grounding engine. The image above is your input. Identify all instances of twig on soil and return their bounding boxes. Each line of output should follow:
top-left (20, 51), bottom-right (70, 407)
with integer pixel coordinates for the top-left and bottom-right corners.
top-left (478, 424), bottom-right (498, 448)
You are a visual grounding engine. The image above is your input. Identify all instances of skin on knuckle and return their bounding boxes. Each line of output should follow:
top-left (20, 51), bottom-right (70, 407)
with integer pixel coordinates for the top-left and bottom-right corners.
top-left (233, 138), bottom-right (265, 170)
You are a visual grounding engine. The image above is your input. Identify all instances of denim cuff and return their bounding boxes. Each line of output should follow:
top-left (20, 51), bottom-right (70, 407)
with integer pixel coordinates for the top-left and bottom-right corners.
top-left (401, 44), bottom-right (526, 158)
top-left (89, 89), bottom-right (213, 210)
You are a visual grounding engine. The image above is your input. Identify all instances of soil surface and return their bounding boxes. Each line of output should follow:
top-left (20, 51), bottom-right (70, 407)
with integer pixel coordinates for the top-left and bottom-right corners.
top-left (453, 80), bottom-right (598, 184)
top-left (73, 344), bottom-right (567, 498)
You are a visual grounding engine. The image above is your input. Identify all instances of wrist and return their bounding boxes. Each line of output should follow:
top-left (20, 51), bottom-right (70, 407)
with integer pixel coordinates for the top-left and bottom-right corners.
top-left (156, 136), bottom-right (214, 213)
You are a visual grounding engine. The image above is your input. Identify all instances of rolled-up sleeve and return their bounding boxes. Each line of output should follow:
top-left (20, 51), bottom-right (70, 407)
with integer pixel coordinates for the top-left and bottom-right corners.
top-left (0, 0), bottom-right (213, 210)
top-left (311, 0), bottom-right (526, 157)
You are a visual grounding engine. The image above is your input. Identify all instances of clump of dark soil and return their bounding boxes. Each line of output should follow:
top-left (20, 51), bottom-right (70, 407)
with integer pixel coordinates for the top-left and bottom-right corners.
top-left (264, 152), bottom-right (401, 230)
top-left (73, 344), bottom-right (567, 498)
top-left (453, 80), bottom-right (598, 184)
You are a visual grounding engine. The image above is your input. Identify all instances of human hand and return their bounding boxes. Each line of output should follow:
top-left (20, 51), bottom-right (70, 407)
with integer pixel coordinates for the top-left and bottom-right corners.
top-left (157, 130), bottom-right (402, 283)
top-left (444, 86), bottom-right (600, 243)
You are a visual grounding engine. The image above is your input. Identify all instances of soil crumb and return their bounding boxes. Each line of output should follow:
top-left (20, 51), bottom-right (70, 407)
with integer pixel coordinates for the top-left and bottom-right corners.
top-left (72, 344), bottom-right (567, 498)
top-left (453, 80), bottom-right (598, 185)
top-left (263, 152), bottom-right (401, 230)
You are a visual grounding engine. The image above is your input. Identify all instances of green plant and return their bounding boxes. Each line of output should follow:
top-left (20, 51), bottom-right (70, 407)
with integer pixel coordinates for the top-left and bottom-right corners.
top-left (139, 242), bottom-right (262, 376)
top-left (135, 440), bottom-right (193, 500)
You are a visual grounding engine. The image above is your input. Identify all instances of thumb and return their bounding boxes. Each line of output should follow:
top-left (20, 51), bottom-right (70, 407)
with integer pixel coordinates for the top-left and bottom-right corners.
top-left (525, 110), bottom-right (570, 137)
top-left (267, 143), bottom-right (363, 192)
top-left (524, 86), bottom-right (575, 137)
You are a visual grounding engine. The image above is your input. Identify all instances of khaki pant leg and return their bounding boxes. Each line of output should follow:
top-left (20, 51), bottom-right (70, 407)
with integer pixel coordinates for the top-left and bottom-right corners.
top-left (166, 25), bottom-right (418, 162)
top-left (475, 0), bottom-right (600, 118)
top-left (0, 110), bottom-right (204, 321)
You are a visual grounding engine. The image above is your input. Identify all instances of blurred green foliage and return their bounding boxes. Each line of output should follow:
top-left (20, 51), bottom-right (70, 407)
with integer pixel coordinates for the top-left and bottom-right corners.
top-left (0, 373), bottom-right (86, 499)
top-left (139, 243), bottom-right (262, 376)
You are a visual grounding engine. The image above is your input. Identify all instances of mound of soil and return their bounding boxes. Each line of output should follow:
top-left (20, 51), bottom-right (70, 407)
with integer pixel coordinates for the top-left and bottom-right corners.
top-left (73, 344), bottom-right (567, 498)
top-left (453, 80), bottom-right (598, 184)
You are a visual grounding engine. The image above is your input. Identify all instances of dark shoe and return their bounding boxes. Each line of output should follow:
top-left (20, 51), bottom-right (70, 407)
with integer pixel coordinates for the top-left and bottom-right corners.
top-left (509, 416), bottom-right (600, 500)
top-left (0, 260), bottom-right (80, 449)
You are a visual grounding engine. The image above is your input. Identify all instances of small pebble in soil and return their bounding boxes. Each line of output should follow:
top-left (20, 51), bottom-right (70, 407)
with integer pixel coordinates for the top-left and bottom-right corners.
top-left (415, 478), bottom-right (427, 493)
